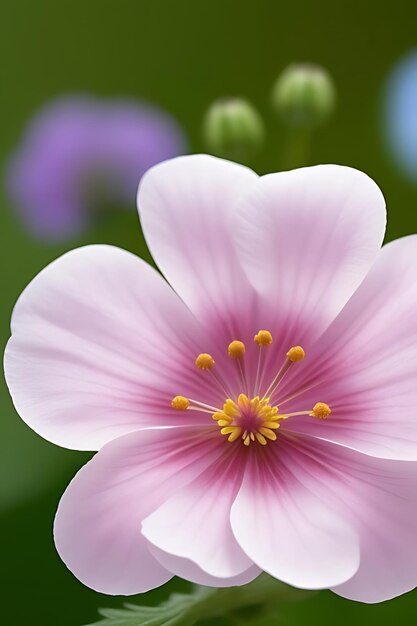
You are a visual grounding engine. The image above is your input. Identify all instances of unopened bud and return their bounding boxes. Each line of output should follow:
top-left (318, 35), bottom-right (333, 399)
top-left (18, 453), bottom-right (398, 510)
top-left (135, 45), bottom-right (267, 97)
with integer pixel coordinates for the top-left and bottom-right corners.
top-left (271, 64), bottom-right (336, 127)
top-left (203, 98), bottom-right (265, 160)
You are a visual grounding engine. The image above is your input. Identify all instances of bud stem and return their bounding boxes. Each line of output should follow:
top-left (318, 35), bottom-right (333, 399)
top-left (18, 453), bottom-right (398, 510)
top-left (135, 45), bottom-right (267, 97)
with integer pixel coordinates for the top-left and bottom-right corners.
top-left (282, 126), bottom-right (312, 169)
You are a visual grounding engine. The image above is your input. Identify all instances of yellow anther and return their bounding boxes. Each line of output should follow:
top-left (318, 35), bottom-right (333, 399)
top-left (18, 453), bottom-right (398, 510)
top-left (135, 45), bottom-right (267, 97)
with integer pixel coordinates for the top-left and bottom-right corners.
top-left (237, 393), bottom-right (250, 407)
top-left (212, 412), bottom-right (232, 427)
top-left (262, 406), bottom-right (279, 419)
top-left (254, 330), bottom-right (273, 346)
top-left (259, 427), bottom-right (277, 441)
top-left (221, 426), bottom-right (239, 436)
top-left (227, 427), bottom-right (243, 442)
top-left (195, 353), bottom-right (215, 369)
top-left (310, 402), bottom-right (332, 419)
top-left (223, 399), bottom-right (240, 417)
top-left (286, 345), bottom-right (305, 362)
top-left (171, 396), bottom-right (189, 410)
top-left (228, 340), bottom-right (245, 359)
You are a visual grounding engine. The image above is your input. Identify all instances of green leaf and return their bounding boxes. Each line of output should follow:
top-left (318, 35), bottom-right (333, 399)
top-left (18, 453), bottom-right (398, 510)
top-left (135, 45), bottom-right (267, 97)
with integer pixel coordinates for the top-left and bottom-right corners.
top-left (85, 575), bottom-right (315, 626)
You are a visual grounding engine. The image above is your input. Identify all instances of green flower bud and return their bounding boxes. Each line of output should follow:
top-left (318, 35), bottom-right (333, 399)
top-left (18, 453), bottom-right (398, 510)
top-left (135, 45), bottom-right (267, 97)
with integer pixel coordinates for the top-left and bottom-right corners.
top-left (203, 98), bottom-right (265, 160)
top-left (271, 64), bottom-right (336, 127)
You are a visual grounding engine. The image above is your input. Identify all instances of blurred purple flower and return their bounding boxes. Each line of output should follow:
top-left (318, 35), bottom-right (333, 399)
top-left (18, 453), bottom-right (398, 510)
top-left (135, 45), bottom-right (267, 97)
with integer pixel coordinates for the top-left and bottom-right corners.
top-left (383, 50), bottom-right (417, 183)
top-left (7, 96), bottom-right (187, 240)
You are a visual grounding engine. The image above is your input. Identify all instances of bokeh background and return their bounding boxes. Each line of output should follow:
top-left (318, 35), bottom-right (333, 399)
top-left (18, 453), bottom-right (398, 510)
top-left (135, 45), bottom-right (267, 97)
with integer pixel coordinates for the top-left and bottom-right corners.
top-left (1, 1), bottom-right (417, 624)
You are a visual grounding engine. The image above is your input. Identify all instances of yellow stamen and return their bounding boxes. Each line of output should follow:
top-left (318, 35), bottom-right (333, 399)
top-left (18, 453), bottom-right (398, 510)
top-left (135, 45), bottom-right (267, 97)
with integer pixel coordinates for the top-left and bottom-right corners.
top-left (310, 402), bottom-right (332, 419)
top-left (254, 330), bottom-right (273, 346)
top-left (195, 353), bottom-right (215, 369)
top-left (254, 331), bottom-right (272, 394)
top-left (227, 427), bottom-right (243, 442)
top-left (171, 395), bottom-right (189, 410)
top-left (258, 427), bottom-right (277, 441)
top-left (286, 346), bottom-right (305, 362)
top-left (237, 393), bottom-right (251, 407)
top-left (221, 426), bottom-right (238, 435)
top-left (211, 394), bottom-right (283, 447)
top-left (228, 340), bottom-right (245, 359)
top-left (228, 341), bottom-right (248, 393)
top-left (223, 399), bottom-right (240, 417)
top-left (255, 432), bottom-right (268, 445)
top-left (173, 338), bottom-right (329, 449)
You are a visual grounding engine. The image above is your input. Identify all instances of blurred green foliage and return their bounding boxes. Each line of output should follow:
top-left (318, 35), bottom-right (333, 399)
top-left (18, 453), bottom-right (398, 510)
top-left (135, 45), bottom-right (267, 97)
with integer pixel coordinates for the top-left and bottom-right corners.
top-left (86, 575), bottom-right (312, 626)
top-left (1, 1), bottom-right (417, 624)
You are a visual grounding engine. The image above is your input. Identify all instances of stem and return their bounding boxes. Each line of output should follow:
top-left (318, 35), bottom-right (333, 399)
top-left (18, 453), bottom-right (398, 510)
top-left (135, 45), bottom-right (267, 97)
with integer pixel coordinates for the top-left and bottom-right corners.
top-left (188, 574), bottom-right (315, 622)
top-left (281, 126), bottom-right (312, 170)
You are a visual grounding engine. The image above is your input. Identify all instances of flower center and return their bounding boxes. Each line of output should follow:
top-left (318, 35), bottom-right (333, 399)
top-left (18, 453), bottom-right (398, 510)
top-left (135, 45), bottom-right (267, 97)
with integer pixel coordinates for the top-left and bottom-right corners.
top-left (213, 394), bottom-right (281, 446)
top-left (171, 329), bottom-right (331, 447)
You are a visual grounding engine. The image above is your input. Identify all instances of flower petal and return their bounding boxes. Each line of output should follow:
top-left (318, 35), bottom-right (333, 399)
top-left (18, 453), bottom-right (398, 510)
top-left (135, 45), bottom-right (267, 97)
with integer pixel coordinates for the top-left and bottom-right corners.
top-left (281, 235), bottom-right (417, 461)
top-left (233, 165), bottom-right (386, 343)
top-left (268, 434), bottom-right (417, 603)
top-left (54, 426), bottom-right (224, 595)
top-left (4, 245), bottom-right (213, 451)
top-left (138, 154), bottom-right (259, 333)
top-left (230, 440), bottom-right (360, 590)
top-left (142, 450), bottom-right (253, 578)
top-left (148, 546), bottom-right (260, 587)
top-left (330, 450), bottom-right (417, 603)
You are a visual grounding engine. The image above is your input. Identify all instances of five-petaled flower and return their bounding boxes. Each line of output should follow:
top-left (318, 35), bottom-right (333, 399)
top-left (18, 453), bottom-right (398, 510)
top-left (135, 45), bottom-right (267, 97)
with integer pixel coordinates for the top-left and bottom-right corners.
top-left (5, 155), bottom-right (417, 603)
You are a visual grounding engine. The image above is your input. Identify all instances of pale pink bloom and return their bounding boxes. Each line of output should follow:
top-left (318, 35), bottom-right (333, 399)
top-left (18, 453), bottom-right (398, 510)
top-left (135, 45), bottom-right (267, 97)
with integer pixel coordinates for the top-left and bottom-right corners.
top-left (5, 155), bottom-right (417, 603)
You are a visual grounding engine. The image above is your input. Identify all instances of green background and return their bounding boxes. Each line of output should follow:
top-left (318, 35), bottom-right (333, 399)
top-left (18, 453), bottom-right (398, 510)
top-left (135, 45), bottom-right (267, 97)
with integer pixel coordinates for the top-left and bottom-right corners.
top-left (1, 1), bottom-right (417, 624)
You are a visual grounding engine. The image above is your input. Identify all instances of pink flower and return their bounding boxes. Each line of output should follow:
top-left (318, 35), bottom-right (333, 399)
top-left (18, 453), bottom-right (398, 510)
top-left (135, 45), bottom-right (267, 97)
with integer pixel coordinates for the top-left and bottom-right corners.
top-left (5, 155), bottom-right (417, 603)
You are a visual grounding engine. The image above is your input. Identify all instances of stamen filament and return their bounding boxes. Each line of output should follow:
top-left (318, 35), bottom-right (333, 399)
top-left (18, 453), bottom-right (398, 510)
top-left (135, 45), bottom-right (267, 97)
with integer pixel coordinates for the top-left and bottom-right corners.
top-left (175, 339), bottom-right (329, 448)
top-left (254, 346), bottom-right (263, 397)
top-left (187, 406), bottom-right (218, 416)
top-left (254, 330), bottom-right (273, 396)
top-left (276, 381), bottom-right (321, 408)
top-left (228, 340), bottom-right (248, 395)
top-left (236, 357), bottom-right (249, 396)
top-left (263, 345), bottom-right (305, 401)
top-left (262, 358), bottom-right (293, 400)
top-left (194, 351), bottom-right (233, 397)
top-left (278, 410), bottom-right (311, 419)
top-left (188, 398), bottom-right (220, 413)
top-left (209, 368), bottom-right (233, 398)
top-left (278, 403), bottom-right (331, 420)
